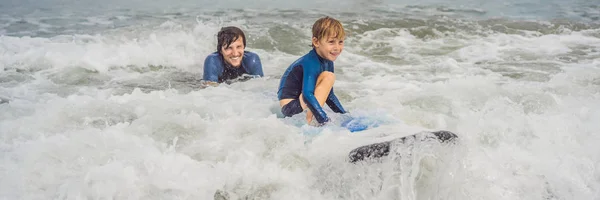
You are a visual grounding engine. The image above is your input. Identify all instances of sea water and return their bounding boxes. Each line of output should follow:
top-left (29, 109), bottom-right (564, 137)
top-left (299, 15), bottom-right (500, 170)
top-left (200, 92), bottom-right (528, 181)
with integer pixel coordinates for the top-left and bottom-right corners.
top-left (1, 0), bottom-right (599, 199)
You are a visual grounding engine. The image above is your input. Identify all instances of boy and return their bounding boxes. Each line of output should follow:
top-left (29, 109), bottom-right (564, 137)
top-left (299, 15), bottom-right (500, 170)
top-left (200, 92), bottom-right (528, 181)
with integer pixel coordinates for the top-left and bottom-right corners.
top-left (277, 16), bottom-right (347, 125)
top-left (202, 26), bottom-right (264, 86)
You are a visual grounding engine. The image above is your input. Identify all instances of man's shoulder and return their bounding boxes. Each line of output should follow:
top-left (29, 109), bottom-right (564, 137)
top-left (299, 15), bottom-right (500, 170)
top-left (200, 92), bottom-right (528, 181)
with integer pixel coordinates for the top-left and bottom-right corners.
top-left (205, 52), bottom-right (221, 61)
top-left (243, 51), bottom-right (260, 60)
top-left (204, 52), bottom-right (223, 68)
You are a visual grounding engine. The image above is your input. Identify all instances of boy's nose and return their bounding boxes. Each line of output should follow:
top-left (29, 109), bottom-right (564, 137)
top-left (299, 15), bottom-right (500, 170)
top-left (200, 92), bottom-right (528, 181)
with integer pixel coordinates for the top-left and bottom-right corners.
top-left (334, 44), bottom-right (342, 50)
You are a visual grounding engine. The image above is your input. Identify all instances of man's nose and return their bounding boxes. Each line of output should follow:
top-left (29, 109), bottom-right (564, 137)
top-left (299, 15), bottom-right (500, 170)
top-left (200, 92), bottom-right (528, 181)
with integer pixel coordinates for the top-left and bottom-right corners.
top-left (234, 49), bottom-right (242, 56)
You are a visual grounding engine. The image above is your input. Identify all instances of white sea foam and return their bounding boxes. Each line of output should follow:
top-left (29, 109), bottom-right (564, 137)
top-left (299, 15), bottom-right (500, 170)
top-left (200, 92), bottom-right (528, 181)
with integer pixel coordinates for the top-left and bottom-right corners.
top-left (1, 1), bottom-right (600, 199)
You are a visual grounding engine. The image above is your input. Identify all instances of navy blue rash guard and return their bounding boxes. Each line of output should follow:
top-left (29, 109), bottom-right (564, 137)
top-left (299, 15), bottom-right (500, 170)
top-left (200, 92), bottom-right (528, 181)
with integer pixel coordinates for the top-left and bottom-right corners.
top-left (203, 51), bottom-right (263, 83)
top-left (277, 48), bottom-right (346, 124)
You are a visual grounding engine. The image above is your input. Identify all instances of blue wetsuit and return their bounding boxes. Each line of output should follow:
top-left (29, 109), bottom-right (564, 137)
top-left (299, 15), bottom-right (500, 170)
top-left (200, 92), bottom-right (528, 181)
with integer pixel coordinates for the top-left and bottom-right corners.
top-left (277, 48), bottom-right (346, 124)
top-left (203, 51), bottom-right (263, 83)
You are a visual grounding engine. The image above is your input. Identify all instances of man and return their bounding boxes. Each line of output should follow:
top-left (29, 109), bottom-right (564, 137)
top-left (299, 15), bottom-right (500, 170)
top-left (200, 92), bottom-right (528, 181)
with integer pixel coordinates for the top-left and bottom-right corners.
top-left (202, 26), bottom-right (263, 86)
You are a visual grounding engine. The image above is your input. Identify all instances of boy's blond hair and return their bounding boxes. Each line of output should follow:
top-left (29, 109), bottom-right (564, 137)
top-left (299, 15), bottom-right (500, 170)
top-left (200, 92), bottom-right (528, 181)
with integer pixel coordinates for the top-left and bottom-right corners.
top-left (311, 16), bottom-right (345, 46)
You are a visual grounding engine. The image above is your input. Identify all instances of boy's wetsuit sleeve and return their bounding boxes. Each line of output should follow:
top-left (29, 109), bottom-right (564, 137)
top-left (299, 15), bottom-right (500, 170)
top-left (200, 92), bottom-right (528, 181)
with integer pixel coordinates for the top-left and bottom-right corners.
top-left (243, 51), bottom-right (264, 77)
top-left (203, 53), bottom-right (223, 83)
top-left (302, 62), bottom-right (329, 124)
top-left (326, 89), bottom-right (346, 113)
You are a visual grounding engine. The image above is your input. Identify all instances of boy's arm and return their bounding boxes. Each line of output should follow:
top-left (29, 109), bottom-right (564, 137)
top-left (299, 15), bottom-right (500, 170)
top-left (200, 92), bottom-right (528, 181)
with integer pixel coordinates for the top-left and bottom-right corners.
top-left (302, 64), bottom-right (329, 124)
top-left (326, 89), bottom-right (346, 113)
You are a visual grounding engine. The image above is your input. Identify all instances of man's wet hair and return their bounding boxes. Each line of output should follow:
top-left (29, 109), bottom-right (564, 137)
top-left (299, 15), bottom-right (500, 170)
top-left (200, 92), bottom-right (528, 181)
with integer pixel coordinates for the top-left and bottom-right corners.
top-left (217, 26), bottom-right (246, 53)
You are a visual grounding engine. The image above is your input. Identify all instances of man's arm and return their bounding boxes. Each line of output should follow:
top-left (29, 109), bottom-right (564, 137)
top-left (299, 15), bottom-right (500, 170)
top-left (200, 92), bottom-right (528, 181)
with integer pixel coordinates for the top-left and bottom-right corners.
top-left (243, 51), bottom-right (264, 77)
top-left (202, 53), bottom-right (223, 86)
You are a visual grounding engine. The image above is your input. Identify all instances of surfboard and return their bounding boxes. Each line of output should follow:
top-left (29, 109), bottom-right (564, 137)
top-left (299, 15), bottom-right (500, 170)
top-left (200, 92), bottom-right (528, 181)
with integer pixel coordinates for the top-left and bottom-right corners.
top-left (340, 116), bottom-right (376, 132)
top-left (348, 130), bottom-right (458, 163)
top-left (299, 114), bottom-right (384, 137)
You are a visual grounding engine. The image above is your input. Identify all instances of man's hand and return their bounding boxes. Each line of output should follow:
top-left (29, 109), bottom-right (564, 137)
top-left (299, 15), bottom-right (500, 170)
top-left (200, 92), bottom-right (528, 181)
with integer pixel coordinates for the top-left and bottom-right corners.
top-left (201, 80), bottom-right (219, 87)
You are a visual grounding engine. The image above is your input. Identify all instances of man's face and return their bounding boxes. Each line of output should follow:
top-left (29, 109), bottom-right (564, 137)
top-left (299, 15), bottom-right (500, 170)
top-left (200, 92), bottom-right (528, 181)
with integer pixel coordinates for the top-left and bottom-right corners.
top-left (221, 37), bottom-right (245, 67)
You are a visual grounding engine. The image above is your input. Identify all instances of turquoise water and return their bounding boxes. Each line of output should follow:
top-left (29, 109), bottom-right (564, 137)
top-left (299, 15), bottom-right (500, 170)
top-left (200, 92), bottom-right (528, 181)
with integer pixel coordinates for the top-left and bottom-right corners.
top-left (1, 0), bottom-right (599, 199)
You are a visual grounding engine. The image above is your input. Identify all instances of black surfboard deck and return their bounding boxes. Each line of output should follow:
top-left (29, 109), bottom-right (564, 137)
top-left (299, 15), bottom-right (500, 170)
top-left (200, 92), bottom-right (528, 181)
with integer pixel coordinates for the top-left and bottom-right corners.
top-left (348, 130), bottom-right (458, 163)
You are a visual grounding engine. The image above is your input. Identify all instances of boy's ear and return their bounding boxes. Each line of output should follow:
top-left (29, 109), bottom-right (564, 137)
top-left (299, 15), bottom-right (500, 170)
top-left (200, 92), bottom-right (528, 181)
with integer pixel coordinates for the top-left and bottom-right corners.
top-left (312, 37), bottom-right (319, 47)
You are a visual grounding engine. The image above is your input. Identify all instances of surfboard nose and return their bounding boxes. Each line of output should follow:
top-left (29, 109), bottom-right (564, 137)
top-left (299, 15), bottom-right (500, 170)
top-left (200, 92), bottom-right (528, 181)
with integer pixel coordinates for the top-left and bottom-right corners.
top-left (348, 130), bottom-right (459, 163)
top-left (431, 130), bottom-right (459, 142)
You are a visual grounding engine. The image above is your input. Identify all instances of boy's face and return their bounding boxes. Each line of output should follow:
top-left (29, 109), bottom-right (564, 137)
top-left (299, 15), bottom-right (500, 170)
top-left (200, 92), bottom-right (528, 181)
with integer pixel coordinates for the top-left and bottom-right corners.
top-left (220, 37), bottom-right (245, 67)
top-left (313, 34), bottom-right (344, 61)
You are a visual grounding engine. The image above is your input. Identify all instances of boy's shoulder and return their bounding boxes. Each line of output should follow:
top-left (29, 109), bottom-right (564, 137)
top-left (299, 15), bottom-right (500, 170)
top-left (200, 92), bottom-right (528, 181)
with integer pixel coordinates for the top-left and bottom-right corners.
top-left (285, 49), bottom-right (322, 69)
top-left (300, 49), bottom-right (323, 67)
